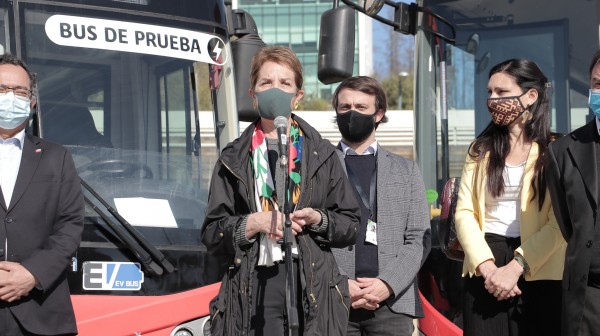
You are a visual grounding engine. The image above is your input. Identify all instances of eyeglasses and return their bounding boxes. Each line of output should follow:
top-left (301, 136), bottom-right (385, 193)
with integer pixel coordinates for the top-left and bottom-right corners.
top-left (0, 85), bottom-right (33, 99)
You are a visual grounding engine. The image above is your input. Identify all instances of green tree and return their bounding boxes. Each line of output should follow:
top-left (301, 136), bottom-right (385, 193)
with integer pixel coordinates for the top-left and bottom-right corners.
top-left (372, 7), bottom-right (415, 110)
top-left (380, 73), bottom-right (413, 110)
top-left (300, 94), bottom-right (331, 111)
top-left (193, 62), bottom-right (213, 111)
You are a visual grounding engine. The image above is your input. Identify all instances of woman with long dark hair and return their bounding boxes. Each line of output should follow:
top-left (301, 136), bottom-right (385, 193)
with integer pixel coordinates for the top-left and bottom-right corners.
top-left (455, 59), bottom-right (566, 336)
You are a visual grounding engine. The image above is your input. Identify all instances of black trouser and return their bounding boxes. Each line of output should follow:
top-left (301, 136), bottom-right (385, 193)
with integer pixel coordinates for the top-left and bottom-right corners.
top-left (347, 303), bottom-right (414, 336)
top-left (0, 308), bottom-right (24, 336)
top-left (521, 279), bottom-right (561, 336)
top-left (463, 234), bottom-right (561, 336)
top-left (250, 261), bottom-right (303, 336)
top-left (463, 234), bottom-right (524, 336)
top-left (0, 307), bottom-right (76, 336)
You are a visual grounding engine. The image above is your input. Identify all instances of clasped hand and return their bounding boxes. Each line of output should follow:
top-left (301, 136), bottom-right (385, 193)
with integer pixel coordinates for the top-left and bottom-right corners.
top-left (246, 208), bottom-right (322, 240)
top-left (349, 278), bottom-right (392, 310)
top-left (479, 260), bottom-right (522, 301)
top-left (0, 261), bottom-right (36, 302)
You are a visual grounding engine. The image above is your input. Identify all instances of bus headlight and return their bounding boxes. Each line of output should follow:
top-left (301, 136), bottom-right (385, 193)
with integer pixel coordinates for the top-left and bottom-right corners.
top-left (173, 329), bottom-right (193, 336)
top-left (170, 316), bottom-right (210, 336)
top-left (203, 319), bottom-right (211, 336)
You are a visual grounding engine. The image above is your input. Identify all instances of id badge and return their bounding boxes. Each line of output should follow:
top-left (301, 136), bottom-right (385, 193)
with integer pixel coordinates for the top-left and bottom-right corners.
top-left (365, 219), bottom-right (377, 245)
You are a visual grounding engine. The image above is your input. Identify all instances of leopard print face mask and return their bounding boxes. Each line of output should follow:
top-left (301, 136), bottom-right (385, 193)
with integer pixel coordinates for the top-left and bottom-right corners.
top-left (487, 92), bottom-right (527, 126)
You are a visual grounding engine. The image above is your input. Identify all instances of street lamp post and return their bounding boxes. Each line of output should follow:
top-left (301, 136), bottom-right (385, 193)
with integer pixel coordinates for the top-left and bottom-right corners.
top-left (398, 71), bottom-right (409, 109)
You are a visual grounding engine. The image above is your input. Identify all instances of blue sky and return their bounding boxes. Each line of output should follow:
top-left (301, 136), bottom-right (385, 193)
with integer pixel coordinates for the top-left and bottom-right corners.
top-left (370, 1), bottom-right (415, 77)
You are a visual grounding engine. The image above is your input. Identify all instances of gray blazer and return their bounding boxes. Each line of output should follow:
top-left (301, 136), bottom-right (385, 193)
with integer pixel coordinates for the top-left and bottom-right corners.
top-left (332, 145), bottom-right (431, 317)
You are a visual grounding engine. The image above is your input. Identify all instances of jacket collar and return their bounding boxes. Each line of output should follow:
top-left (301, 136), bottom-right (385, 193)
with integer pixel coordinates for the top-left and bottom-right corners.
top-left (219, 113), bottom-right (334, 181)
top-left (567, 119), bottom-right (599, 209)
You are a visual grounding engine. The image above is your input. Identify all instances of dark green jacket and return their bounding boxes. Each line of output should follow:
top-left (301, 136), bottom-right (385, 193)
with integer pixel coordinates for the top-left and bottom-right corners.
top-left (202, 114), bottom-right (360, 336)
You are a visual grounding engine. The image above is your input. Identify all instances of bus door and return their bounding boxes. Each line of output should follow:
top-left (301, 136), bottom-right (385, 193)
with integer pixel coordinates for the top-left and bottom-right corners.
top-left (418, 0), bottom-right (598, 188)
top-left (440, 20), bottom-right (570, 180)
top-left (1, 1), bottom-right (241, 334)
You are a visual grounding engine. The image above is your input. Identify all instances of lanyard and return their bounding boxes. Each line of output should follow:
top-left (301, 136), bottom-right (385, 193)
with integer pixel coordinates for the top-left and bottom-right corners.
top-left (345, 159), bottom-right (377, 220)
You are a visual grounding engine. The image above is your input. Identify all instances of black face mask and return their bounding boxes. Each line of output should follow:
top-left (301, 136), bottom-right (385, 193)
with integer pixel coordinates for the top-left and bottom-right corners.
top-left (336, 110), bottom-right (377, 143)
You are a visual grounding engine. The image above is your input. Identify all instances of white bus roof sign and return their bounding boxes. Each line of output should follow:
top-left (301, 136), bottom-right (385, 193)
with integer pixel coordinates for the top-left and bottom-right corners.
top-left (45, 14), bottom-right (226, 65)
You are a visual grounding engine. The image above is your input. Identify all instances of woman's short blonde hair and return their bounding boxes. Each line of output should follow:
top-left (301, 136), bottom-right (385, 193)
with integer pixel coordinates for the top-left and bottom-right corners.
top-left (250, 46), bottom-right (303, 90)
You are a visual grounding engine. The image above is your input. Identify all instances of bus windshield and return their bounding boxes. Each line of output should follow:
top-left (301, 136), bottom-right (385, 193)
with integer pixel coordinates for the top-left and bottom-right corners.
top-left (7, 0), bottom-right (234, 295)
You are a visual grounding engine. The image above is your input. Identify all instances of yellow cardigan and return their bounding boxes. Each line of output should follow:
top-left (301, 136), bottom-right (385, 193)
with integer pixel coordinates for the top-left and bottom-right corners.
top-left (455, 142), bottom-right (566, 280)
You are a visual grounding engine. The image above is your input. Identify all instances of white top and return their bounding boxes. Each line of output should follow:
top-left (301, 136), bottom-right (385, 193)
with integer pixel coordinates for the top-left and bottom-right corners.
top-left (484, 161), bottom-right (525, 238)
top-left (0, 129), bottom-right (25, 207)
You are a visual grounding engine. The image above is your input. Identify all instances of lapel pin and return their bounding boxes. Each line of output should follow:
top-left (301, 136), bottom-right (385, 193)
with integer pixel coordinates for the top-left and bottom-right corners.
top-left (35, 148), bottom-right (42, 153)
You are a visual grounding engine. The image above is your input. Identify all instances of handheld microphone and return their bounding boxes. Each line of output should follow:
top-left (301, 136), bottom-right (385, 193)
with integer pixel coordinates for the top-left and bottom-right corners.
top-left (274, 116), bottom-right (288, 167)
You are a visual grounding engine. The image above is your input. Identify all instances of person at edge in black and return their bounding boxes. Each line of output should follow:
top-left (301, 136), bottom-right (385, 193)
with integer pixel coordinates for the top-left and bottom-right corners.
top-left (546, 49), bottom-right (600, 336)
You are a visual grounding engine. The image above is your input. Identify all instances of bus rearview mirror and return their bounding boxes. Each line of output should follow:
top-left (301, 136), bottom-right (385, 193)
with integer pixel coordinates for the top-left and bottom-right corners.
top-left (317, 5), bottom-right (355, 85)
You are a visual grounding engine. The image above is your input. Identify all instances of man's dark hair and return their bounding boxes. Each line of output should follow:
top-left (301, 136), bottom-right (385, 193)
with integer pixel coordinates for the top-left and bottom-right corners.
top-left (590, 50), bottom-right (600, 77)
top-left (332, 76), bottom-right (389, 126)
top-left (0, 53), bottom-right (37, 96)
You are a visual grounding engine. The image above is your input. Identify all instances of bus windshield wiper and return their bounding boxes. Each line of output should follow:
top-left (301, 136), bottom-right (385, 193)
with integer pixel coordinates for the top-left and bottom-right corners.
top-left (80, 178), bottom-right (176, 276)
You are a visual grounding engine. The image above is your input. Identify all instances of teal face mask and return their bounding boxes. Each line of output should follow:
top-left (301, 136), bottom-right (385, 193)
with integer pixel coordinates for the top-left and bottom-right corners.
top-left (589, 89), bottom-right (600, 119)
top-left (0, 92), bottom-right (31, 130)
top-left (255, 88), bottom-right (296, 120)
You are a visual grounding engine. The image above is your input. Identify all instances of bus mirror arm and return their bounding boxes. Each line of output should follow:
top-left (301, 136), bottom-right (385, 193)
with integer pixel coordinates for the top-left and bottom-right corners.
top-left (81, 178), bottom-right (177, 275)
top-left (339, 0), bottom-right (456, 43)
top-left (225, 4), bottom-right (266, 122)
top-left (225, 3), bottom-right (260, 37)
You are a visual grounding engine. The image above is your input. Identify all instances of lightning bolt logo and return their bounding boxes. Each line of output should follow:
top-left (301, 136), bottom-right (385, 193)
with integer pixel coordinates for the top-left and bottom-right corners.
top-left (212, 42), bottom-right (222, 61)
top-left (207, 37), bottom-right (226, 65)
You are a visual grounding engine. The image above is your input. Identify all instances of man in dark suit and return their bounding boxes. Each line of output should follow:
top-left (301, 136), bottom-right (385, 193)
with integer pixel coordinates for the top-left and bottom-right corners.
top-left (0, 54), bottom-right (83, 335)
top-left (546, 50), bottom-right (600, 336)
top-left (331, 76), bottom-right (431, 335)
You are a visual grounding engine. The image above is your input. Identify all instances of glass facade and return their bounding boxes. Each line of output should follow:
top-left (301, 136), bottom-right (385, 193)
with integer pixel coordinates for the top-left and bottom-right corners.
top-left (236, 0), bottom-right (363, 105)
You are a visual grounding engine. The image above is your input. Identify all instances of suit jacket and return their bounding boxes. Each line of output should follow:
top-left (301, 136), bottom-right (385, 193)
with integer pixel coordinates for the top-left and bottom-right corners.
top-left (332, 145), bottom-right (431, 318)
top-left (546, 119), bottom-right (599, 336)
top-left (0, 133), bottom-right (83, 335)
top-left (455, 142), bottom-right (566, 280)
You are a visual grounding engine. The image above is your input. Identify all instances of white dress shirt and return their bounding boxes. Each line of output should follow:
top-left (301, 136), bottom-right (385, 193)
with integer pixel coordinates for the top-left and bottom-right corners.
top-left (340, 140), bottom-right (378, 156)
top-left (0, 129), bottom-right (25, 207)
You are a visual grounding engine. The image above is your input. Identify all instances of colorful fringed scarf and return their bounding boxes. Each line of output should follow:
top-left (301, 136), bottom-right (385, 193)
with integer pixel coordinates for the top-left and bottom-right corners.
top-left (250, 119), bottom-right (303, 265)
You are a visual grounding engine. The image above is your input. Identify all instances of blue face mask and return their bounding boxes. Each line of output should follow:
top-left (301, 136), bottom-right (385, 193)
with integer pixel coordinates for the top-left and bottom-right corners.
top-left (0, 92), bottom-right (31, 130)
top-left (255, 88), bottom-right (296, 120)
top-left (589, 89), bottom-right (600, 119)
